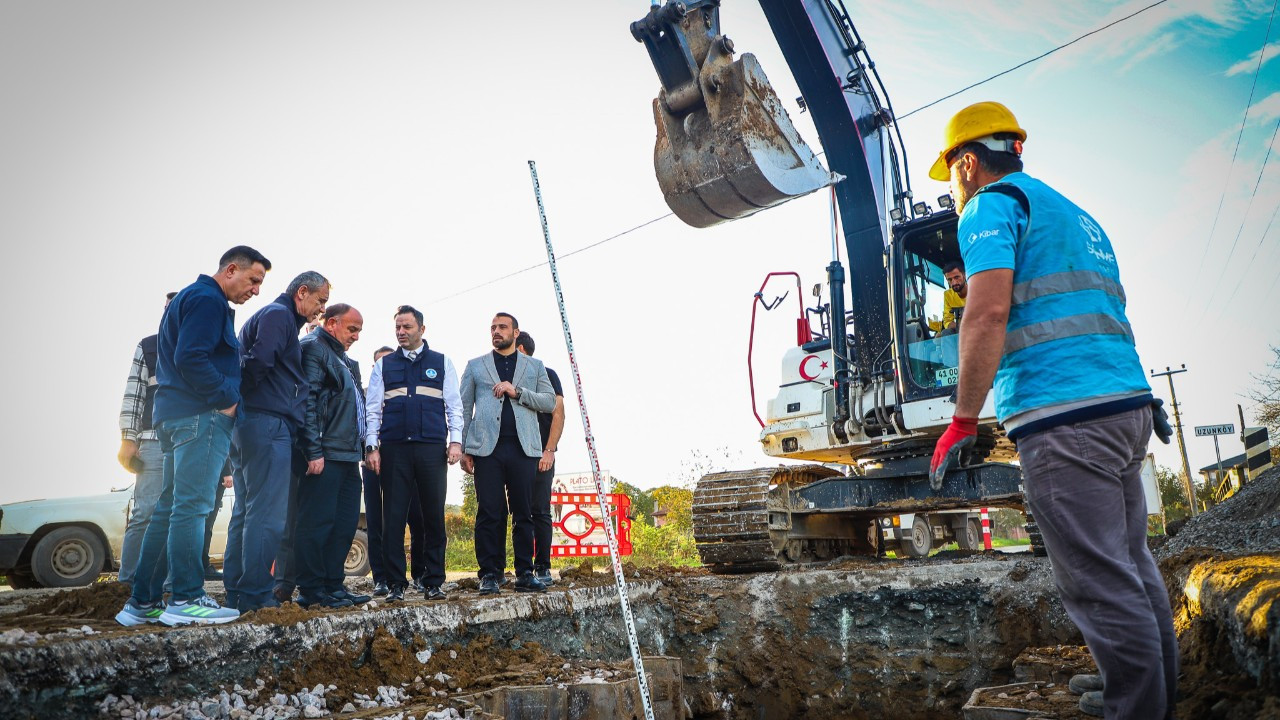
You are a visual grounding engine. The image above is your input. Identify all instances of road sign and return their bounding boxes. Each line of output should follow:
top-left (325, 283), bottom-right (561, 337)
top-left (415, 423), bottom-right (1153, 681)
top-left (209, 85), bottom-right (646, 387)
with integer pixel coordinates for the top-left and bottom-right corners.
top-left (1194, 424), bottom-right (1234, 437)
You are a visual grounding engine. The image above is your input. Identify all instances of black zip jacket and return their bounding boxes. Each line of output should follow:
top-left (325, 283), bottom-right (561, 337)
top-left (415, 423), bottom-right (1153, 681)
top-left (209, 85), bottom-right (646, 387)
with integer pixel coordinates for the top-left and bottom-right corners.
top-left (299, 327), bottom-right (365, 462)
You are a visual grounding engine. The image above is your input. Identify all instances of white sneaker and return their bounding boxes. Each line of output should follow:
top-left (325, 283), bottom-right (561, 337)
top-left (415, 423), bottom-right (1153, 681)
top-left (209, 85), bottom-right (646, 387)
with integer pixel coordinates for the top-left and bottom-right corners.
top-left (115, 599), bottom-right (164, 627)
top-left (159, 595), bottom-right (240, 626)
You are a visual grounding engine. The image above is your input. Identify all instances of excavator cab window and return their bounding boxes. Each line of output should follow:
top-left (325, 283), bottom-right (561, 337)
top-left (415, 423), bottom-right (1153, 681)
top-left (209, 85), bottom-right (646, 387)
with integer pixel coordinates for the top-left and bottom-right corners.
top-left (893, 213), bottom-right (963, 395)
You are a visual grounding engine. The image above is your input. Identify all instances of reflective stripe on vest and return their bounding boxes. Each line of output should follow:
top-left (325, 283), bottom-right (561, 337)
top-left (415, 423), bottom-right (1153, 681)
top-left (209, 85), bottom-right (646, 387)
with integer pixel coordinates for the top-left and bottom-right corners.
top-left (1004, 314), bottom-right (1134, 354)
top-left (1011, 269), bottom-right (1126, 306)
top-left (384, 386), bottom-right (443, 400)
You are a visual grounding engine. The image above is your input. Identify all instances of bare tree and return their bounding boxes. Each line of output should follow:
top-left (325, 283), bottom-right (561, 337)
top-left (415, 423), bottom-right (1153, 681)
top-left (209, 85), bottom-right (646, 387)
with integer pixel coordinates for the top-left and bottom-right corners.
top-left (1247, 346), bottom-right (1280, 465)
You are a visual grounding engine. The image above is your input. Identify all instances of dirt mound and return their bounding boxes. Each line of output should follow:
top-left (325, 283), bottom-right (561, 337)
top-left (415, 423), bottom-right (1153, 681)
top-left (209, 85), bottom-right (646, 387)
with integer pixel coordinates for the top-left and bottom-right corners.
top-left (557, 560), bottom-right (707, 587)
top-left (27, 581), bottom-right (130, 620)
top-left (1157, 466), bottom-right (1280, 559)
top-left (1012, 644), bottom-right (1096, 684)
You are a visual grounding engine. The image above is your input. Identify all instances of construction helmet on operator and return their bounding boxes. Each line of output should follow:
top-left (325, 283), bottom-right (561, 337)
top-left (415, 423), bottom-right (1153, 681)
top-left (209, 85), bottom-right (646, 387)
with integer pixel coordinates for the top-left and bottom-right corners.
top-left (928, 101), bottom-right (1027, 181)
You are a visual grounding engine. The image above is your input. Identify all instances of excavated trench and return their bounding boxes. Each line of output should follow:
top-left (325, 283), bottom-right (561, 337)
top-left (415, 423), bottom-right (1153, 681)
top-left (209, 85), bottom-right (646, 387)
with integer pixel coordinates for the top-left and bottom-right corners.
top-left (2, 557), bottom-right (1081, 719)
top-left (1, 467), bottom-right (1277, 719)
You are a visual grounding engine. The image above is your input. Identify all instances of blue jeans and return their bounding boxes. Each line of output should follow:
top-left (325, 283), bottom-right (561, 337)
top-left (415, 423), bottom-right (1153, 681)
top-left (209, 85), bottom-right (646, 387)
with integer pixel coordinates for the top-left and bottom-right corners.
top-left (118, 439), bottom-right (164, 584)
top-left (131, 411), bottom-right (233, 605)
top-left (224, 412), bottom-right (293, 608)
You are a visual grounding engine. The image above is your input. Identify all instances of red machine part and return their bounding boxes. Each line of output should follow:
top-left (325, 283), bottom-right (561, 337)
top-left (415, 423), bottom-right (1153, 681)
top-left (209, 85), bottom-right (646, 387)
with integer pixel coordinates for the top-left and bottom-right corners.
top-left (748, 271), bottom-right (813, 427)
top-left (549, 493), bottom-right (633, 558)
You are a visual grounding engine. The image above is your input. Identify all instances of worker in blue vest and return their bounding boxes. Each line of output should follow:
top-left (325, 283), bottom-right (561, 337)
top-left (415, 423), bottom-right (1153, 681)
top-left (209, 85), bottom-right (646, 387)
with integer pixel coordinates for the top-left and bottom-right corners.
top-left (364, 305), bottom-right (463, 603)
top-left (928, 102), bottom-right (1177, 719)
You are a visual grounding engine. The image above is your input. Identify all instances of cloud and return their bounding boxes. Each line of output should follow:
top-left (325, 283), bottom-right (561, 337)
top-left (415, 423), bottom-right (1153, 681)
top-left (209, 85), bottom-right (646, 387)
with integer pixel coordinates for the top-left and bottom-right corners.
top-left (1226, 40), bottom-right (1280, 76)
top-left (1116, 31), bottom-right (1181, 73)
top-left (1252, 91), bottom-right (1280, 122)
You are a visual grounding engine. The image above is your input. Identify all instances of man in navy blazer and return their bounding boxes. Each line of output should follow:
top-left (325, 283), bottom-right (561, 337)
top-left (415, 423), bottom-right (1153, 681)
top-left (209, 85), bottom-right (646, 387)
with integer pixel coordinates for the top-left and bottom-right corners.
top-left (460, 313), bottom-right (556, 595)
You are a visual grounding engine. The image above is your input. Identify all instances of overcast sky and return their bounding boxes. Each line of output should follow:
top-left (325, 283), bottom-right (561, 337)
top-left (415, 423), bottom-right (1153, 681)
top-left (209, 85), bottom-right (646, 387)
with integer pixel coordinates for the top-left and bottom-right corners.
top-left (1, 0), bottom-right (1276, 506)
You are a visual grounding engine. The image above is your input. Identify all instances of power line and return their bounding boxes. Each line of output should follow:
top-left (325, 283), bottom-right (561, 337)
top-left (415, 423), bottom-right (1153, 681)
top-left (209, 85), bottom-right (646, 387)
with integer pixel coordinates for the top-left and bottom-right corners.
top-left (1184, 0), bottom-right (1278, 314)
top-left (898, 0), bottom-right (1172, 121)
top-left (427, 213), bottom-right (672, 306)
top-left (1208, 114), bottom-right (1280, 321)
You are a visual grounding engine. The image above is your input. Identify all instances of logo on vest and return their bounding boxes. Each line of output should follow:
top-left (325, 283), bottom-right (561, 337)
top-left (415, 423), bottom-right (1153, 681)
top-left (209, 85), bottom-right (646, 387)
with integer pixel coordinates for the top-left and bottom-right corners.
top-left (425, 368), bottom-right (438, 379)
top-left (1078, 215), bottom-right (1115, 264)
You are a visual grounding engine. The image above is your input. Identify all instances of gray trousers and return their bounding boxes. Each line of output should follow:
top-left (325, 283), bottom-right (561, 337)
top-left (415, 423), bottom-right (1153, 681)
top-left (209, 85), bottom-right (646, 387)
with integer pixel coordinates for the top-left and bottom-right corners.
top-left (118, 439), bottom-right (164, 585)
top-left (1019, 406), bottom-right (1178, 719)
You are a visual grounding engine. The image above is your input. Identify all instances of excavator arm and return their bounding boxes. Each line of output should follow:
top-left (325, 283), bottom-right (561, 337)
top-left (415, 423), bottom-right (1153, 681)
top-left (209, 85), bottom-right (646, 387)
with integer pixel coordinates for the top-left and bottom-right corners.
top-left (631, 0), bottom-right (913, 396)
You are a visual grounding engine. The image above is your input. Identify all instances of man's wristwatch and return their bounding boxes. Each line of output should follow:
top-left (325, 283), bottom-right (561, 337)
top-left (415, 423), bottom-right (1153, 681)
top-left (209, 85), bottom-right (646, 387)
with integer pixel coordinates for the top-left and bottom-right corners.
top-left (514, 386), bottom-right (523, 400)
top-left (365, 445), bottom-right (378, 455)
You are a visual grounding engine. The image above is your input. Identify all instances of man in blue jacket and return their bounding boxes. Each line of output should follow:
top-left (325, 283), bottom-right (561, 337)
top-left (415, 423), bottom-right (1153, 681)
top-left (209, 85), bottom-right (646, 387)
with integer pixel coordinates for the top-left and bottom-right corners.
top-left (116, 245), bottom-right (271, 627)
top-left (928, 102), bottom-right (1177, 719)
top-left (224, 270), bottom-right (329, 612)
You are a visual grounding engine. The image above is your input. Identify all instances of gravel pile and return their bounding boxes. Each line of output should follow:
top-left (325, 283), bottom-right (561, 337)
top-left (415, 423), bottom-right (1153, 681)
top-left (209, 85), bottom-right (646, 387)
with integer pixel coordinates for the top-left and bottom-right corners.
top-left (94, 679), bottom-right (465, 720)
top-left (1155, 465), bottom-right (1280, 558)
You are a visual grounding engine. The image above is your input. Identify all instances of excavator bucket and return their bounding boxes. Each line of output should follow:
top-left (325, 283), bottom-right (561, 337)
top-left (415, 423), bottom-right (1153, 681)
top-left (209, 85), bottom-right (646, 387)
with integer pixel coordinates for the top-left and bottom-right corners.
top-left (633, 2), bottom-right (835, 228)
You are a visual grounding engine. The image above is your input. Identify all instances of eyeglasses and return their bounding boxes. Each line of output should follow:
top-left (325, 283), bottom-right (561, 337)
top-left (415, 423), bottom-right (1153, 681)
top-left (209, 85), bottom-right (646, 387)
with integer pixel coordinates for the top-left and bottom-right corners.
top-left (945, 146), bottom-right (966, 167)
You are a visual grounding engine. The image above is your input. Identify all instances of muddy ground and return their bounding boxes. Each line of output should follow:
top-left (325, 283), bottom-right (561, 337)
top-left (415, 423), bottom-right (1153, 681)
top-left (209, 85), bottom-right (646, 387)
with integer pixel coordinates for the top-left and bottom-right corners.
top-left (1, 468), bottom-right (1277, 719)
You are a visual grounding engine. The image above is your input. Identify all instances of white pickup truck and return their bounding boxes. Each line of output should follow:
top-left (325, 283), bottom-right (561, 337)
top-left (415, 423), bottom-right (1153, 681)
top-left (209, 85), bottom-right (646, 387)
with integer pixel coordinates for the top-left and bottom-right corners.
top-left (0, 486), bottom-right (370, 588)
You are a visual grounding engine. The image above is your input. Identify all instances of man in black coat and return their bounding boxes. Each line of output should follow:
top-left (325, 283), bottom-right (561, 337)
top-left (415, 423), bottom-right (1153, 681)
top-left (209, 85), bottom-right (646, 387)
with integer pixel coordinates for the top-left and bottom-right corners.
top-left (294, 303), bottom-right (371, 608)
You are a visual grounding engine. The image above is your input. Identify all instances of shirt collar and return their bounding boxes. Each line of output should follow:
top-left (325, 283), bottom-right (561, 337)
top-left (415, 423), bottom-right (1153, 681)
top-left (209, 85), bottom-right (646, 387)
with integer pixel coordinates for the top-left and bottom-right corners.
top-left (403, 344), bottom-right (425, 358)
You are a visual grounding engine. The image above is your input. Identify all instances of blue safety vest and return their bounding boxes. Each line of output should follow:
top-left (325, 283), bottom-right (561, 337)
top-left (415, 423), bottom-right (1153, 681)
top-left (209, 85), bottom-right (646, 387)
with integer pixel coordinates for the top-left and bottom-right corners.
top-left (379, 349), bottom-right (447, 444)
top-left (958, 172), bottom-right (1150, 433)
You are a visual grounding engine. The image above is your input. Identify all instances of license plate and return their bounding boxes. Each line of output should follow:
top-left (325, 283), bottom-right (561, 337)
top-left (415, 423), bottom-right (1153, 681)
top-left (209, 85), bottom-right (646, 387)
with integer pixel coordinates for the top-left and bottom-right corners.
top-left (935, 367), bottom-right (959, 386)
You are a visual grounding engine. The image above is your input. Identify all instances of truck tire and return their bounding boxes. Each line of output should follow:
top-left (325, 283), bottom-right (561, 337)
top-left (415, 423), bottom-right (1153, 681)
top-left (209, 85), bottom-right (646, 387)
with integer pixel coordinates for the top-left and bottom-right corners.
top-left (30, 527), bottom-right (105, 588)
top-left (899, 516), bottom-right (932, 558)
top-left (345, 529), bottom-right (370, 577)
top-left (957, 518), bottom-right (983, 550)
top-left (1024, 514), bottom-right (1048, 556)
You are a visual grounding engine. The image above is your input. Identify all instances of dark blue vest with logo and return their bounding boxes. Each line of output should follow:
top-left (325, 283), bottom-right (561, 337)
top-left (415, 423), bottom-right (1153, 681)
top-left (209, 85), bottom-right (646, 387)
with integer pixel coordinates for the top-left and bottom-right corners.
top-left (379, 348), bottom-right (447, 444)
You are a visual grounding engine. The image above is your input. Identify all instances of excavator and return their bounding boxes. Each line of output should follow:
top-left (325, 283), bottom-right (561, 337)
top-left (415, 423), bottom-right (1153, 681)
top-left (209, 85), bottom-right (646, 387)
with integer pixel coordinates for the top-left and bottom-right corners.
top-left (630, 0), bottom-right (1036, 571)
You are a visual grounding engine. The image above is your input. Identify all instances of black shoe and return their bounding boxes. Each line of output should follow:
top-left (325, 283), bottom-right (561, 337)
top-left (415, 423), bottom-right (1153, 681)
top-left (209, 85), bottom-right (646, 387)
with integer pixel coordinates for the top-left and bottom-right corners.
top-left (1068, 674), bottom-right (1104, 695)
top-left (273, 585), bottom-right (295, 604)
top-left (534, 569), bottom-right (554, 587)
top-left (372, 581), bottom-right (390, 597)
top-left (410, 577), bottom-right (425, 592)
top-left (423, 585), bottom-right (446, 601)
top-left (330, 588), bottom-right (372, 605)
top-left (386, 586), bottom-right (405, 602)
top-left (203, 566), bottom-right (224, 581)
top-left (514, 574), bottom-right (547, 593)
top-left (478, 575), bottom-right (500, 595)
top-left (237, 597), bottom-right (281, 613)
top-left (297, 591), bottom-right (354, 609)
top-left (1078, 691), bottom-right (1104, 717)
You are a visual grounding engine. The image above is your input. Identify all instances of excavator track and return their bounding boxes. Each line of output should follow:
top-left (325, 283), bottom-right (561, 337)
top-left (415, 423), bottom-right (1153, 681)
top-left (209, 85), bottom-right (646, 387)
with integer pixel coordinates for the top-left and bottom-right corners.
top-left (693, 465), bottom-right (840, 573)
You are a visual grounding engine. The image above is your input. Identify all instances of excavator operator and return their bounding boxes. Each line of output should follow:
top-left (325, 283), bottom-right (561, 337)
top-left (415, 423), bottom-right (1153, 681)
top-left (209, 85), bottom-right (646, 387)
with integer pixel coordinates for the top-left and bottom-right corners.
top-left (925, 101), bottom-right (1177, 719)
top-left (928, 260), bottom-right (968, 335)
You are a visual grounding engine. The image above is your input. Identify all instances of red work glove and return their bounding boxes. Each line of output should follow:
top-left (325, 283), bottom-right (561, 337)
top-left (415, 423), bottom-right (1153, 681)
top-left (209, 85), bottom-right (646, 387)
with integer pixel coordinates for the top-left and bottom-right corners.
top-left (930, 416), bottom-right (978, 491)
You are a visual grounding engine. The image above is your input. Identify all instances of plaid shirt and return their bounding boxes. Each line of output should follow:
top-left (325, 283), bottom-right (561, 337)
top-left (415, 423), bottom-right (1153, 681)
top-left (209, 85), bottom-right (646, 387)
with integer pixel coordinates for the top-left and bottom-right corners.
top-left (119, 342), bottom-right (157, 442)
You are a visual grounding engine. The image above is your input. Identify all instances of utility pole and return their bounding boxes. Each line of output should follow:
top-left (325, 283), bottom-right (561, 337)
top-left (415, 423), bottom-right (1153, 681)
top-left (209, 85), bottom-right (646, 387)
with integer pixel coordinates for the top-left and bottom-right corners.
top-left (1238, 404), bottom-right (1250, 486)
top-left (1151, 365), bottom-right (1197, 516)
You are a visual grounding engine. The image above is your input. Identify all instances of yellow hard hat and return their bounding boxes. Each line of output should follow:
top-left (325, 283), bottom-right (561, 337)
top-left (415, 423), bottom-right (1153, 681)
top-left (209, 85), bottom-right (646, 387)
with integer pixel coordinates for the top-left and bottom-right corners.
top-left (928, 101), bottom-right (1027, 181)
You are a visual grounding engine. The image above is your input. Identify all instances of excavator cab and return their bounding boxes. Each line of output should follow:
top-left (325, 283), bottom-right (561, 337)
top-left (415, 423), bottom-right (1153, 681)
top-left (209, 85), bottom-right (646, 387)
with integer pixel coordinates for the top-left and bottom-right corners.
top-left (631, 0), bottom-right (836, 227)
top-left (890, 210), bottom-right (965, 403)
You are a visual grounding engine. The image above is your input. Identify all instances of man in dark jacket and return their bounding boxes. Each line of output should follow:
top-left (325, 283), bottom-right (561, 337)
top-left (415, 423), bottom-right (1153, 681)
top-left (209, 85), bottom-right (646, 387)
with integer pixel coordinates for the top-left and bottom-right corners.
top-left (116, 246), bottom-right (270, 627)
top-left (224, 271), bottom-right (329, 612)
top-left (294, 304), bottom-right (371, 608)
